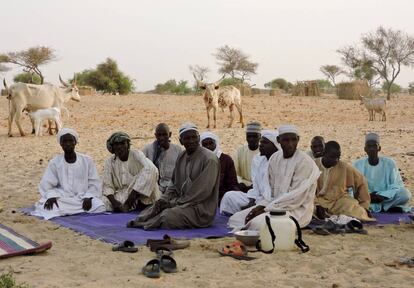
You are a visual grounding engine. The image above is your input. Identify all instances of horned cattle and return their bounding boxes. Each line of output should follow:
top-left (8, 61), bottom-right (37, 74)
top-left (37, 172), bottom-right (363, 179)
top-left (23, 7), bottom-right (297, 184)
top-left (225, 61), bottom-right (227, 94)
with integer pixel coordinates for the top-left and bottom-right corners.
top-left (193, 74), bottom-right (244, 129)
top-left (3, 75), bottom-right (80, 136)
top-left (360, 96), bottom-right (387, 121)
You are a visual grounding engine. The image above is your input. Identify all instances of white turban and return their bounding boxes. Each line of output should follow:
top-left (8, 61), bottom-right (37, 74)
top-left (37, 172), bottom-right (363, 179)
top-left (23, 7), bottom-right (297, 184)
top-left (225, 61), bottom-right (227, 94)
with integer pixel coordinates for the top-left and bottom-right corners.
top-left (261, 129), bottom-right (281, 150)
top-left (200, 131), bottom-right (222, 158)
top-left (245, 121), bottom-right (262, 134)
top-left (179, 122), bottom-right (198, 136)
top-left (278, 124), bottom-right (299, 136)
top-left (57, 128), bottom-right (79, 144)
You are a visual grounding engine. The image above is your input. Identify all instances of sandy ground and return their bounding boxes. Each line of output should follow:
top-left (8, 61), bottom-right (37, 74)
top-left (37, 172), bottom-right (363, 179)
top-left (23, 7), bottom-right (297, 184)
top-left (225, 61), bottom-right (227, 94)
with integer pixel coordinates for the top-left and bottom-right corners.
top-left (0, 93), bottom-right (413, 288)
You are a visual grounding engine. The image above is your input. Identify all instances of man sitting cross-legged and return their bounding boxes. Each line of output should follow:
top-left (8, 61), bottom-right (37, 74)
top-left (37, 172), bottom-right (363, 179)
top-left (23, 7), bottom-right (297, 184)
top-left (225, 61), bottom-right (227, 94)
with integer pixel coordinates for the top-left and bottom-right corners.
top-left (314, 141), bottom-right (374, 221)
top-left (31, 128), bottom-right (106, 220)
top-left (233, 121), bottom-right (261, 192)
top-left (353, 133), bottom-right (411, 213)
top-left (220, 130), bottom-right (279, 215)
top-left (200, 131), bottom-right (240, 204)
top-left (102, 132), bottom-right (160, 212)
top-left (127, 123), bottom-right (220, 230)
top-left (228, 125), bottom-right (320, 230)
top-left (307, 136), bottom-right (325, 160)
top-left (142, 123), bottom-right (183, 194)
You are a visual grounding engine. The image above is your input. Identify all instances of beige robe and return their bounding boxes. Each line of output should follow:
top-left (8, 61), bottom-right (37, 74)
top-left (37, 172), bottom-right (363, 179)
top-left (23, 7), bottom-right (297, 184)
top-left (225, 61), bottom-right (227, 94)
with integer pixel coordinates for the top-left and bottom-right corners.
top-left (233, 144), bottom-right (259, 186)
top-left (315, 159), bottom-right (374, 221)
top-left (102, 149), bottom-right (160, 211)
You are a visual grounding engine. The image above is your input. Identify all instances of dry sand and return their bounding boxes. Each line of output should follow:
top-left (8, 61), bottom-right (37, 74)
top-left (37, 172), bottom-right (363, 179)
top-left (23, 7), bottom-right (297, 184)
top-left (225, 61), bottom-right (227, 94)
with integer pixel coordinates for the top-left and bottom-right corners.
top-left (0, 93), bottom-right (413, 288)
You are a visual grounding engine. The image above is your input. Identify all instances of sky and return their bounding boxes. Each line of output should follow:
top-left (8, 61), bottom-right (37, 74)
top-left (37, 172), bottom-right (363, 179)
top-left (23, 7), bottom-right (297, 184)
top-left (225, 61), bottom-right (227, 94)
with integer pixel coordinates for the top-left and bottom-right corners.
top-left (0, 0), bottom-right (413, 91)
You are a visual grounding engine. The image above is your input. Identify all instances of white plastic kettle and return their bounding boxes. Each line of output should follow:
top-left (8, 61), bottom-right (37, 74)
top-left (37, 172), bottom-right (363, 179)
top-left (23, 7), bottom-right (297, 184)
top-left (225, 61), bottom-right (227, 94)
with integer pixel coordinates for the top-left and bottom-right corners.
top-left (258, 210), bottom-right (309, 253)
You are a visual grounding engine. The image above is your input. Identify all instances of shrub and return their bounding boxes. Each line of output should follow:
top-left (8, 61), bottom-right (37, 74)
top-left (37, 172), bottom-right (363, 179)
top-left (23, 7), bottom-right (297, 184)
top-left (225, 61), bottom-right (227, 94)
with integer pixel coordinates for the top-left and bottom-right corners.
top-left (13, 72), bottom-right (41, 84)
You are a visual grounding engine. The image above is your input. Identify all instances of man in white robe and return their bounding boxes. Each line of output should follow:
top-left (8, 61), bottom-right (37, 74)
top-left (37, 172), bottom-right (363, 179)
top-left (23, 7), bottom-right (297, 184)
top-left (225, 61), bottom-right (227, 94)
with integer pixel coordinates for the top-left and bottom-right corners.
top-left (220, 130), bottom-right (280, 215)
top-left (31, 128), bottom-right (106, 220)
top-left (142, 123), bottom-right (182, 193)
top-left (102, 132), bottom-right (160, 212)
top-left (228, 124), bottom-right (320, 230)
top-left (233, 121), bottom-right (261, 191)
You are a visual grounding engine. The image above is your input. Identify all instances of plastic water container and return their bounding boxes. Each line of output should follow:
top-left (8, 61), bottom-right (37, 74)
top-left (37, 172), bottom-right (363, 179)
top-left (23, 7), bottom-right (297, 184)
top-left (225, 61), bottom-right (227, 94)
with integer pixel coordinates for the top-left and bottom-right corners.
top-left (259, 210), bottom-right (297, 252)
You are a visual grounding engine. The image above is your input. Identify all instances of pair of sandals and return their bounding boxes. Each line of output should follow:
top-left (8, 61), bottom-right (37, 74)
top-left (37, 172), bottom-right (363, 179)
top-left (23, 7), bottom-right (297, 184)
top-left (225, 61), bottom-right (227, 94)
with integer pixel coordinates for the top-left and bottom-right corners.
top-left (312, 220), bottom-right (367, 236)
top-left (112, 240), bottom-right (139, 253)
top-left (218, 241), bottom-right (256, 261)
top-left (146, 234), bottom-right (190, 252)
top-left (142, 247), bottom-right (177, 278)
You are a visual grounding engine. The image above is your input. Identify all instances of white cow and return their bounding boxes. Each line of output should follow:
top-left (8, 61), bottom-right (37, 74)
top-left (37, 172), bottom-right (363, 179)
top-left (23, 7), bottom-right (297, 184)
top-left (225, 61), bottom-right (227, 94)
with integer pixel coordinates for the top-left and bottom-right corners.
top-left (3, 75), bottom-right (80, 136)
top-left (360, 96), bottom-right (387, 121)
top-left (194, 74), bottom-right (244, 129)
top-left (28, 107), bottom-right (63, 136)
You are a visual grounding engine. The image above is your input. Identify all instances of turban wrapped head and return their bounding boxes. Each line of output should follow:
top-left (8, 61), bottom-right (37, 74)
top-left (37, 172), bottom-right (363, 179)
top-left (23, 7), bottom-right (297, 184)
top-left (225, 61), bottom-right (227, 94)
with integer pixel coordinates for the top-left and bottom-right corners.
top-left (106, 132), bottom-right (131, 154)
top-left (278, 124), bottom-right (299, 136)
top-left (245, 121), bottom-right (262, 134)
top-left (200, 131), bottom-right (222, 158)
top-left (261, 129), bottom-right (281, 150)
top-left (57, 128), bottom-right (79, 144)
top-left (179, 122), bottom-right (198, 136)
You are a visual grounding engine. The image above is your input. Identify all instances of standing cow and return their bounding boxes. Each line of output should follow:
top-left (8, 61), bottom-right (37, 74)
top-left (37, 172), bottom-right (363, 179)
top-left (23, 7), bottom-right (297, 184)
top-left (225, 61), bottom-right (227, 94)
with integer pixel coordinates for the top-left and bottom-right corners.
top-left (194, 74), bottom-right (244, 129)
top-left (3, 75), bottom-right (80, 137)
top-left (360, 95), bottom-right (387, 121)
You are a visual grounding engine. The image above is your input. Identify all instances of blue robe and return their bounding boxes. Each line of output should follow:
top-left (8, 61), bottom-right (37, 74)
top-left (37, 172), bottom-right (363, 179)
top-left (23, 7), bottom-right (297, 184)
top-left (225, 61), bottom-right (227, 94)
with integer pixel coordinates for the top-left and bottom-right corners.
top-left (353, 157), bottom-right (411, 213)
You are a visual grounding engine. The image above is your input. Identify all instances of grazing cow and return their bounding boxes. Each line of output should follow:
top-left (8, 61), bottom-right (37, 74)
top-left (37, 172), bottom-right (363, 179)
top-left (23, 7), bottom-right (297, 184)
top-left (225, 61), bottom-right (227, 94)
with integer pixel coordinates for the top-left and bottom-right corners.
top-left (360, 95), bottom-right (387, 121)
top-left (28, 107), bottom-right (63, 136)
top-left (3, 75), bottom-right (80, 136)
top-left (193, 74), bottom-right (244, 129)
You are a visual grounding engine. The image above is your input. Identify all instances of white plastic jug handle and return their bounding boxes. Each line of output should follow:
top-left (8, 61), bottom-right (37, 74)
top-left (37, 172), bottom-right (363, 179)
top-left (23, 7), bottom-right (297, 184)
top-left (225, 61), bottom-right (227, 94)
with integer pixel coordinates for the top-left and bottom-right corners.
top-left (289, 216), bottom-right (310, 253)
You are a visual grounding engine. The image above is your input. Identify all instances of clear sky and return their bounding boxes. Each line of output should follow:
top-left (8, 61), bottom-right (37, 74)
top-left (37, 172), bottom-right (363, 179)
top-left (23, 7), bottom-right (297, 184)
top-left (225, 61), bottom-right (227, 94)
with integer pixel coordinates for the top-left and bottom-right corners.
top-left (1, 0), bottom-right (413, 91)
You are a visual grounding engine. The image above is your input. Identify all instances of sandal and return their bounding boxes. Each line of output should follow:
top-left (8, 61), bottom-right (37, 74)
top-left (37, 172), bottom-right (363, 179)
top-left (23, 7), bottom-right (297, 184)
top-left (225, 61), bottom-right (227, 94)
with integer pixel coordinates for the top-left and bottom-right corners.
top-left (148, 234), bottom-right (190, 252)
top-left (218, 241), bottom-right (255, 261)
top-left (112, 240), bottom-right (138, 253)
top-left (142, 259), bottom-right (161, 278)
top-left (159, 255), bottom-right (177, 273)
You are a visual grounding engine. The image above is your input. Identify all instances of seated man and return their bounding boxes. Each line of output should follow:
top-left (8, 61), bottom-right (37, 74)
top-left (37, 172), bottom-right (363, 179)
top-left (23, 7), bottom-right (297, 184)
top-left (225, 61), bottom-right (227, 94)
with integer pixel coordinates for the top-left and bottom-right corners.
top-left (102, 132), bottom-right (160, 212)
top-left (220, 130), bottom-right (279, 215)
top-left (228, 125), bottom-right (320, 229)
top-left (200, 131), bottom-right (240, 203)
top-left (307, 136), bottom-right (325, 159)
top-left (314, 141), bottom-right (374, 221)
top-left (142, 123), bottom-right (182, 193)
top-left (233, 121), bottom-right (261, 192)
top-left (354, 133), bottom-right (411, 213)
top-left (31, 128), bottom-right (106, 220)
top-left (128, 123), bottom-right (220, 230)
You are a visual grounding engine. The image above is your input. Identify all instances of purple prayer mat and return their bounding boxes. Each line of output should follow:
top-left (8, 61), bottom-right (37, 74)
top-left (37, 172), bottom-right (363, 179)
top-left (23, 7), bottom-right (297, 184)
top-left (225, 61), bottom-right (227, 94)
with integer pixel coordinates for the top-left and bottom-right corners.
top-left (21, 207), bottom-right (231, 245)
top-left (369, 209), bottom-right (414, 225)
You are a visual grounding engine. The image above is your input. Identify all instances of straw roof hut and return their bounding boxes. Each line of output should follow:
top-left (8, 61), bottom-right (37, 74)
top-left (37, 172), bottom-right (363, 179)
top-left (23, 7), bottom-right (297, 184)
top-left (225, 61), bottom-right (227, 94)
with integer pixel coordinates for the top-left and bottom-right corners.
top-left (251, 88), bottom-right (271, 96)
top-left (291, 81), bottom-right (320, 96)
top-left (270, 89), bottom-right (282, 96)
top-left (234, 83), bottom-right (252, 96)
top-left (78, 86), bottom-right (96, 96)
top-left (336, 80), bottom-right (370, 100)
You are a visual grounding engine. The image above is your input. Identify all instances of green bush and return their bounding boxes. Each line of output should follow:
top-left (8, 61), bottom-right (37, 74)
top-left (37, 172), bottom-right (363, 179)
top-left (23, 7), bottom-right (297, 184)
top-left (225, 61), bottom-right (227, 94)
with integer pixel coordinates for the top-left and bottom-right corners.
top-left (382, 82), bottom-right (401, 94)
top-left (13, 72), bottom-right (41, 84)
top-left (72, 58), bottom-right (134, 95)
top-left (264, 78), bottom-right (293, 92)
top-left (154, 79), bottom-right (193, 95)
top-left (0, 273), bottom-right (30, 288)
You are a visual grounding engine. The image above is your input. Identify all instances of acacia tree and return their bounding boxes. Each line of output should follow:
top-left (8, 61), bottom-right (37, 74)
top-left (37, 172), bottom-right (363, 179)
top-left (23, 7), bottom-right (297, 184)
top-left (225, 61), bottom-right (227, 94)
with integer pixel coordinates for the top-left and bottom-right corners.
top-left (320, 65), bottom-right (343, 86)
top-left (0, 46), bottom-right (56, 84)
top-left (338, 27), bottom-right (414, 100)
top-left (213, 45), bottom-right (258, 83)
top-left (189, 65), bottom-right (210, 81)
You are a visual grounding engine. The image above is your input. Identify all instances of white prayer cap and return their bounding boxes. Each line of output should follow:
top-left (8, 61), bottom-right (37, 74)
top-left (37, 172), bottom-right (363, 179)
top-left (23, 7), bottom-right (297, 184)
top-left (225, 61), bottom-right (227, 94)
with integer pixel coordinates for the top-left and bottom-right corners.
top-left (179, 122), bottom-right (198, 136)
top-left (57, 128), bottom-right (79, 144)
top-left (245, 121), bottom-right (262, 134)
top-left (278, 124), bottom-right (299, 136)
top-left (365, 132), bottom-right (380, 144)
top-left (261, 129), bottom-right (281, 150)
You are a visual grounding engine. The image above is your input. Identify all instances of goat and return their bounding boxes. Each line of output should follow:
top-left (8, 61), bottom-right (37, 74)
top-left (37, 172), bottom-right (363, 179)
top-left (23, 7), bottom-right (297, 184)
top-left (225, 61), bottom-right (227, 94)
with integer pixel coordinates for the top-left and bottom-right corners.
top-left (28, 107), bottom-right (63, 136)
top-left (360, 95), bottom-right (387, 121)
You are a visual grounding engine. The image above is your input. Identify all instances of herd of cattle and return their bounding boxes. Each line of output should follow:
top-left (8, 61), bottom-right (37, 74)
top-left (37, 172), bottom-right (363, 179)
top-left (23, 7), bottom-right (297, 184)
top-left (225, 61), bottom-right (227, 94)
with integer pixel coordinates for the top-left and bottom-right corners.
top-left (1, 76), bottom-right (388, 137)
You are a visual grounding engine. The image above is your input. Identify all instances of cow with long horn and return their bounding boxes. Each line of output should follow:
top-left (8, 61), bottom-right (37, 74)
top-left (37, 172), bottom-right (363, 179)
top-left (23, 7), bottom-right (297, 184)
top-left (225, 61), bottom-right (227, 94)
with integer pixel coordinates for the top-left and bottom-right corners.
top-left (193, 74), bottom-right (244, 129)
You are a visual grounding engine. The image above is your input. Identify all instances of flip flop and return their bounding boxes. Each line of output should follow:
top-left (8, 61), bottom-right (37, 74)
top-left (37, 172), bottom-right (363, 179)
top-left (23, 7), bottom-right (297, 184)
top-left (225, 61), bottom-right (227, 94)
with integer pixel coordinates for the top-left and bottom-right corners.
top-left (112, 240), bottom-right (138, 253)
top-left (159, 255), bottom-right (177, 273)
top-left (142, 259), bottom-right (161, 278)
top-left (218, 241), bottom-right (256, 261)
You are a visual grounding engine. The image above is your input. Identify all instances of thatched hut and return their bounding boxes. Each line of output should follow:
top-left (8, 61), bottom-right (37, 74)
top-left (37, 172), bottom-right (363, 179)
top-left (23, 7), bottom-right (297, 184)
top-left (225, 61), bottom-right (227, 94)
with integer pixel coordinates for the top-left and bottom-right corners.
top-left (291, 81), bottom-right (320, 96)
top-left (235, 83), bottom-right (252, 96)
top-left (251, 88), bottom-right (271, 95)
top-left (270, 89), bottom-right (282, 96)
top-left (336, 80), bottom-right (370, 100)
top-left (78, 86), bottom-right (96, 96)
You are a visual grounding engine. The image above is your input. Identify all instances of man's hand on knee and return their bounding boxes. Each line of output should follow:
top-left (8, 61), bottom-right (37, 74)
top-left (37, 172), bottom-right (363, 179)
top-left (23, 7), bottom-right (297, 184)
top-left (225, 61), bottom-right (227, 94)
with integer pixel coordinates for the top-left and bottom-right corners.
top-left (82, 197), bottom-right (93, 211)
top-left (44, 197), bottom-right (59, 210)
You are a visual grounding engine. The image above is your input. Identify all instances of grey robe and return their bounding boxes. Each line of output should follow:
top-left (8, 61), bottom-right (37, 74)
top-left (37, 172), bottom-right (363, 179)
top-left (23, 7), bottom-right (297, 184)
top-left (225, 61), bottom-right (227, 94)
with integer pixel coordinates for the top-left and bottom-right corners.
top-left (133, 146), bottom-right (220, 229)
